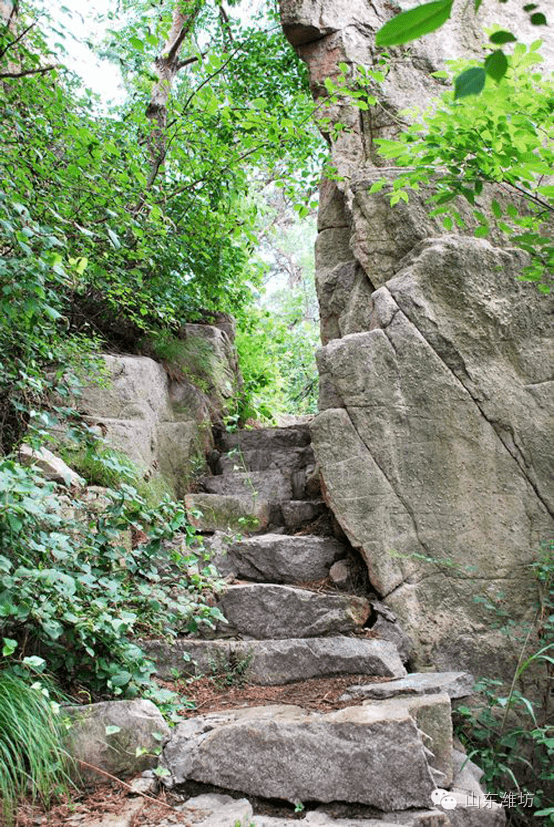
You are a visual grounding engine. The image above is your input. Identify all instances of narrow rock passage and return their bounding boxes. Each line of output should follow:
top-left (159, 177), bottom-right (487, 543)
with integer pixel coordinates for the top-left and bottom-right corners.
top-left (137, 423), bottom-right (504, 827)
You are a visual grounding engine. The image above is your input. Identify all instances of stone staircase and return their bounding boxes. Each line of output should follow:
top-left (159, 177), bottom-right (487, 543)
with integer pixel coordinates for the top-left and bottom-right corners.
top-left (142, 424), bottom-right (504, 827)
top-left (150, 423), bottom-right (407, 685)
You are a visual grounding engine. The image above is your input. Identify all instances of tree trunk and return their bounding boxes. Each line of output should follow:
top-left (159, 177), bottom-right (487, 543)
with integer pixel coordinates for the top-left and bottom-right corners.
top-left (144, 0), bottom-right (203, 191)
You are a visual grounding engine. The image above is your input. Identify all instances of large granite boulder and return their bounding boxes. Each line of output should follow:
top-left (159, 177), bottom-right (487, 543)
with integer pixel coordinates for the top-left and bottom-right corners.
top-left (73, 322), bottom-right (240, 496)
top-left (279, 0), bottom-right (554, 679)
top-left (65, 699), bottom-right (170, 779)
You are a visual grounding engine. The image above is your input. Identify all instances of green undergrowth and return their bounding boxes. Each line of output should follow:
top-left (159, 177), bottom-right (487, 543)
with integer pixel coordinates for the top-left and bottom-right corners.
top-left (454, 540), bottom-right (554, 827)
top-left (0, 441), bottom-right (226, 707)
top-left (58, 437), bottom-right (173, 508)
top-left (0, 668), bottom-right (75, 826)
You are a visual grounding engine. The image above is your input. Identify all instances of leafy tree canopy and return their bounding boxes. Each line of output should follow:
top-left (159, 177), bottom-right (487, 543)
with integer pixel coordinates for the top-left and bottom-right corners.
top-left (0, 0), bottom-right (325, 450)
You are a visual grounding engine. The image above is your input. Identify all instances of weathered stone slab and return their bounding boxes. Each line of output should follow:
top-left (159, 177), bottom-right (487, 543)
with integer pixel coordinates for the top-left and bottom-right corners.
top-left (218, 584), bottom-right (370, 638)
top-left (225, 534), bottom-right (346, 583)
top-left (220, 424), bottom-right (311, 452)
top-left (218, 445), bottom-right (315, 476)
top-left (163, 703), bottom-right (437, 809)
top-left (363, 694), bottom-right (453, 788)
top-left (144, 636), bottom-right (407, 684)
top-left (184, 493), bottom-right (270, 533)
top-left (343, 672), bottom-right (475, 702)
top-left (253, 808), bottom-right (449, 826)
top-left (18, 444), bottom-right (85, 487)
top-left (183, 793), bottom-right (254, 827)
top-left (201, 470), bottom-right (292, 504)
top-left (281, 499), bottom-right (326, 531)
top-left (65, 700), bottom-right (169, 780)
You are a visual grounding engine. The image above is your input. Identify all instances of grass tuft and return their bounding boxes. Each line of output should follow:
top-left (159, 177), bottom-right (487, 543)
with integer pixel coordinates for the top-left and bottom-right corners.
top-left (0, 671), bottom-right (75, 825)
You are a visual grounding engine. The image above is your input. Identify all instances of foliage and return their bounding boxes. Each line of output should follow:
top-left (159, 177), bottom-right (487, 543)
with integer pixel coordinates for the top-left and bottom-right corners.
top-left (0, 454), bottom-right (225, 700)
top-left (0, 0), bottom-right (324, 440)
top-left (0, 667), bottom-right (74, 826)
top-left (372, 44), bottom-right (553, 291)
top-left (0, 0), bottom-right (321, 709)
top-left (235, 300), bottom-right (319, 422)
top-left (375, 0), bottom-right (548, 97)
top-left (58, 437), bottom-right (174, 507)
top-left (455, 540), bottom-right (554, 826)
top-left (207, 647), bottom-right (253, 688)
top-left (235, 208), bottom-right (320, 421)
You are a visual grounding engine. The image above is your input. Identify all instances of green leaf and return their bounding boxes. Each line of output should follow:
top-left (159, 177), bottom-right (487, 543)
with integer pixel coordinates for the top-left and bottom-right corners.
top-left (485, 50), bottom-right (508, 83)
top-left (22, 655), bottom-right (46, 671)
top-left (489, 30), bottom-right (517, 44)
top-left (375, 0), bottom-right (452, 47)
top-left (530, 12), bottom-right (547, 24)
top-left (109, 670), bottom-right (133, 687)
top-left (107, 227), bottom-right (121, 250)
top-left (105, 725), bottom-right (121, 735)
top-left (454, 67), bottom-right (486, 99)
top-left (44, 305), bottom-right (62, 321)
top-left (491, 199), bottom-right (502, 219)
top-left (2, 638), bottom-right (18, 657)
top-left (474, 0), bottom-right (483, 10)
top-left (369, 179), bottom-right (386, 194)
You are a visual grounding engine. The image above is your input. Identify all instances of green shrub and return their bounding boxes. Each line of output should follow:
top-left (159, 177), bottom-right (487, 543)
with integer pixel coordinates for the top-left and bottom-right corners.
top-left (0, 456), bottom-right (226, 703)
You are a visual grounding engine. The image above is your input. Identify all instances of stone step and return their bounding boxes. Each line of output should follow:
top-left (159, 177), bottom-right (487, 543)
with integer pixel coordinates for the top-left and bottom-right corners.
top-left (200, 470), bottom-right (292, 504)
top-left (145, 635), bottom-right (406, 685)
top-left (341, 671), bottom-right (475, 702)
top-left (162, 695), bottom-right (452, 809)
top-left (179, 793), bottom-right (451, 828)
top-left (281, 499), bottom-right (326, 530)
top-left (208, 533), bottom-right (347, 584)
top-left (184, 492), bottom-right (271, 533)
top-left (220, 424), bottom-right (311, 453)
top-left (218, 583), bottom-right (370, 638)
top-left (217, 444), bottom-right (315, 476)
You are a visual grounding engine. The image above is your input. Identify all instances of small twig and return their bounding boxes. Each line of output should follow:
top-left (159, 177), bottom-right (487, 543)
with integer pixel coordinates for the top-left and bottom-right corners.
top-left (76, 758), bottom-right (196, 818)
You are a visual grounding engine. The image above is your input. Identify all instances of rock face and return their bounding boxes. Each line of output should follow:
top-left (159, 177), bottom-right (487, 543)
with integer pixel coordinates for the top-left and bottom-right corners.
top-left (75, 321), bottom-right (240, 495)
top-left (279, 0), bottom-right (554, 679)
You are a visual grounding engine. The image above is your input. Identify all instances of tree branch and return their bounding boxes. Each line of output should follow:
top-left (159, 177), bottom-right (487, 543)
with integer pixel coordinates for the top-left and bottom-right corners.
top-left (0, 63), bottom-right (57, 78)
top-left (0, 22), bottom-right (33, 60)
